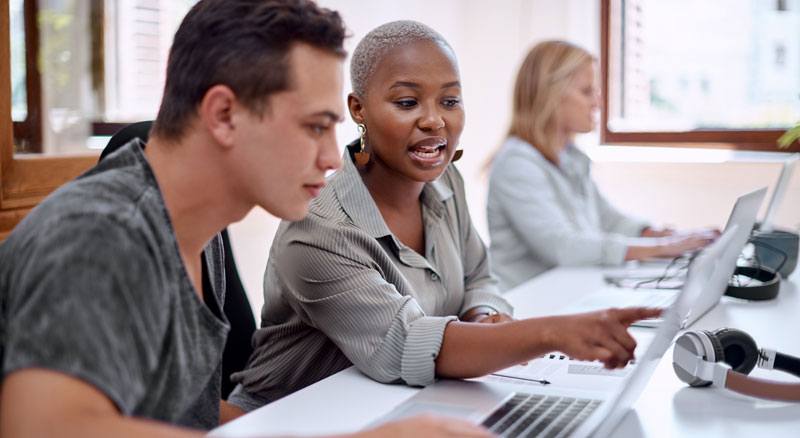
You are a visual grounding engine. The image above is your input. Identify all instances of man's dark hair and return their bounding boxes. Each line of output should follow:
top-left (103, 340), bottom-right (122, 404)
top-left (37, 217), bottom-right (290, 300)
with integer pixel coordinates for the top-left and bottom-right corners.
top-left (152, 0), bottom-right (346, 140)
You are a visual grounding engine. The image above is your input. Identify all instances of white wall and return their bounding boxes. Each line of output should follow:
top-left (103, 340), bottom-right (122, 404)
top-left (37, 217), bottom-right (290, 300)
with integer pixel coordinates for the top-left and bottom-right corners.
top-left (227, 1), bottom-right (799, 325)
top-left (229, 0), bottom-right (602, 323)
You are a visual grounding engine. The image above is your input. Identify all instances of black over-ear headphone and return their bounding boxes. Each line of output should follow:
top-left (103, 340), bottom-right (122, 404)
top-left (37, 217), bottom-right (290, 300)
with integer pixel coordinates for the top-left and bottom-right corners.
top-left (672, 328), bottom-right (800, 402)
top-left (724, 265), bottom-right (780, 301)
top-left (723, 234), bottom-right (789, 301)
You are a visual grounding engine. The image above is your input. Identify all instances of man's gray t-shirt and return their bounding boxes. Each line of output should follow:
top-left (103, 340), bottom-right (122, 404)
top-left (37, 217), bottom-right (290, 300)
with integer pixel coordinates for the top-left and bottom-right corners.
top-left (0, 140), bottom-right (230, 429)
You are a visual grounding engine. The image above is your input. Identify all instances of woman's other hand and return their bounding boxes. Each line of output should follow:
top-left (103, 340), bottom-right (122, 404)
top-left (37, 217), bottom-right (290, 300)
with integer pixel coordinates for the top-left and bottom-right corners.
top-left (656, 229), bottom-right (720, 258)
top-left (626, 228), bottom-right (720, 261)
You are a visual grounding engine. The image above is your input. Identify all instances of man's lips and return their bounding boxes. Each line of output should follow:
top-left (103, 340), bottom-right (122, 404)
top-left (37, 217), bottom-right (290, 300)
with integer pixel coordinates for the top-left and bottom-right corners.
top-left (303, 182), bottom-right (326, 197)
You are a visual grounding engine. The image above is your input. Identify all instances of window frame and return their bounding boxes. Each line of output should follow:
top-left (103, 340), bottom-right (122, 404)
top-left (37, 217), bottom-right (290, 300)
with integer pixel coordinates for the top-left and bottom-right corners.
top-left (12, 0), bottom-right (130, 153)
top-left (1, 2), bottom-right (97, 241)
top-left (11, 0), bottom-right (42, 153)
top-left (599, 0), bottom-right (800, 152)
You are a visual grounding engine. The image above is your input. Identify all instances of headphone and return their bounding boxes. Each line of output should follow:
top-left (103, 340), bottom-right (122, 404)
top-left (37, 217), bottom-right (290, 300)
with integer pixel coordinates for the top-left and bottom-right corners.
top-left (722, 233), bottom-right (790, 301)
top-left (672, 328), bottom-right (800, 402)
top-left (724, 265), bottom-right (780, 301)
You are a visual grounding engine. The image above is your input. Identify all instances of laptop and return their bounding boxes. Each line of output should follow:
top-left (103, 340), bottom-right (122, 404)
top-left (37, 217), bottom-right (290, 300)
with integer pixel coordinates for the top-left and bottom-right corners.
top-left (376, 227), bottom-right (738, 438)
top-left (759, 153), bottom-right (799, 233)
top-left (564, 187), bottom-right (767, 328)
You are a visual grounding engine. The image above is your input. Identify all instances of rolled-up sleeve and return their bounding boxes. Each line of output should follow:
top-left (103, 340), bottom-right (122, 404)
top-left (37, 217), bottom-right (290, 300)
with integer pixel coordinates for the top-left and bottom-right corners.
top-left (401, 315), bottom-right (457, 386)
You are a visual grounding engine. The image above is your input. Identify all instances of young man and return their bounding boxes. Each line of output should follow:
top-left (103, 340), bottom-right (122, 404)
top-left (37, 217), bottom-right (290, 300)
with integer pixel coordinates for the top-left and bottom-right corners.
top-left (0, 1), bottom-right (491, 437)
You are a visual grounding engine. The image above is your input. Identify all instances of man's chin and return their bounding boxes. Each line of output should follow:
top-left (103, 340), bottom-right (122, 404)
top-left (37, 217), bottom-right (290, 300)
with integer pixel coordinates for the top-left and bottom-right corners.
top-left (279, 206), bottom-right (310, 222)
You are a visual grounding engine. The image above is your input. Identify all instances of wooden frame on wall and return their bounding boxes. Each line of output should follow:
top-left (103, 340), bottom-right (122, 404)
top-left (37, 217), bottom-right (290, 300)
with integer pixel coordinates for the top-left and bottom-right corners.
top-left (600, 0), bottom-right (800, 152)
top-left (1, 2), bottom-right (96, 241)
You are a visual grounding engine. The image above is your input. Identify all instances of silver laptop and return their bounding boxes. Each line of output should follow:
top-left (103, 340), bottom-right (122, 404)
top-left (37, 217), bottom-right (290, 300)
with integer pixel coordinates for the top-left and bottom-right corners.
top-left (760, 153), bottom-right (799, 233)
top-left (565, 187), bottom-right (767, 329)
top-left (376, 228), bottom-right (738, 438)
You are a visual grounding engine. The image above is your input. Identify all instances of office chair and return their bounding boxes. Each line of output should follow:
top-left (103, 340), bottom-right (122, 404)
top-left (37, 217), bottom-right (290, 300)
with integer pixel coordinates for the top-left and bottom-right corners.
top-left (100, 121), bottom-right (256, 399)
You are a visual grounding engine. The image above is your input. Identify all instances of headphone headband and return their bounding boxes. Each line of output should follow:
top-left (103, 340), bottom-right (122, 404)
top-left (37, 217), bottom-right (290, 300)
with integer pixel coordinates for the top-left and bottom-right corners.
top-left (726, 370), bottom-right (800, 402)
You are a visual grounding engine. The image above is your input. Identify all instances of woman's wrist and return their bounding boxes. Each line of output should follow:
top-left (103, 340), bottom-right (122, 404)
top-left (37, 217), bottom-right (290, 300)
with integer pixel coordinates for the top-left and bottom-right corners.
top-left (532, 316), bottom-right (559, 352)
top-left (461, 306), bottom-right (498, 322)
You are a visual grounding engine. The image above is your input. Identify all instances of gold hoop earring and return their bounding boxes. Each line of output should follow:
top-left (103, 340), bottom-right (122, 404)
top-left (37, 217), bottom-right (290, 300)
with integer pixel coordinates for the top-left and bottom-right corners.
top-left (451, 150), bottom-right (464, 162)
top-left (354, 124), bottom-right (370, 165)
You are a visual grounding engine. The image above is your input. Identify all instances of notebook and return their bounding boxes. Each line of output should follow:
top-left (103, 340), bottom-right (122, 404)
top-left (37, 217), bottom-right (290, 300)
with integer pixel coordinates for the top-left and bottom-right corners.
top-left (563, 186), bottom-right (767, 329)
top-left (375, 226), bottom-right (738, 438)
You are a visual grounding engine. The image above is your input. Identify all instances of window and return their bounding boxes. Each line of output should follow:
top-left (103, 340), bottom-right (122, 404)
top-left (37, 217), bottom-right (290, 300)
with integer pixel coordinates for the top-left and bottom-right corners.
top-left (2, 1), bottom-right (197, 240)
top-left (601, 0), bottom-right (800, 151)
top-left (10, 0), bottom-right (197, 155)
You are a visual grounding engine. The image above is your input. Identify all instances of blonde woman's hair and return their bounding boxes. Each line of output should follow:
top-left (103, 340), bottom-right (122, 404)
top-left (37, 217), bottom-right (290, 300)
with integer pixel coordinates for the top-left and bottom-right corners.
top-left (508, 40), bottom-right (593, 164)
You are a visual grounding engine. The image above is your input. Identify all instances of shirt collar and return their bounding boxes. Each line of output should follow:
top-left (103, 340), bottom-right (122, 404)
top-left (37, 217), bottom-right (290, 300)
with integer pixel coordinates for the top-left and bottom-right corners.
top-left (333, 141), bottom-right (453, 239)
top-left (559, 143), bottom-right (590, 177)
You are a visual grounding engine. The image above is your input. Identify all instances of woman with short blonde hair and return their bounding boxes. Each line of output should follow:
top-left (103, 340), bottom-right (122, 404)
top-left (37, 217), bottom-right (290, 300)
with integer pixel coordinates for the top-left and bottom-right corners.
top-left (488, 40), bottom-right (715, 292)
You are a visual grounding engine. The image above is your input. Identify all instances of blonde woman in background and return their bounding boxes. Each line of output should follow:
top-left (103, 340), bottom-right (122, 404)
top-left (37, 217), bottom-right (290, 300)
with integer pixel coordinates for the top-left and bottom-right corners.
top-left (487, 40), bottom-right (717, 292)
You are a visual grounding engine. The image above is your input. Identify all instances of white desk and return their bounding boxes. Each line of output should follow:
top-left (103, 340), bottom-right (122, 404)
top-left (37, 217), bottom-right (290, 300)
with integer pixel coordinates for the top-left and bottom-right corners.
top-left (211, 267), bottom-right (800, 437)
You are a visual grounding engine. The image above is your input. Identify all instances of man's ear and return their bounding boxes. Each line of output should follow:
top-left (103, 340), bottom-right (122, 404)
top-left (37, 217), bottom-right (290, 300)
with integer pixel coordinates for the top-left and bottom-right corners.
top-left (200, 84), bottom-right (238, 149)
top-left (347, 93), bottom-right (365, 125)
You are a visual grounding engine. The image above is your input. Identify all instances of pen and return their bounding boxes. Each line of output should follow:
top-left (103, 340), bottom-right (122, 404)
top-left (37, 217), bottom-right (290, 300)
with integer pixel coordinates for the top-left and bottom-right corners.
top-left (490, 373), bottom-right (551, 385)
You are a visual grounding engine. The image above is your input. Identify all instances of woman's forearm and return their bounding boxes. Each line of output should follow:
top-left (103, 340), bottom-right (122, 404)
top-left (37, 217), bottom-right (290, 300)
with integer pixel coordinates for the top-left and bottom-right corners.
top-left (435, 319), bottom-right (554, 379)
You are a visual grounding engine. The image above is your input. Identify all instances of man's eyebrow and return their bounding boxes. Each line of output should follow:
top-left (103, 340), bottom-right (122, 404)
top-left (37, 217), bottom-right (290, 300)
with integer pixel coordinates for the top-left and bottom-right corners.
top-left (310, 111), bottom-right (344, 122)
top-left (441, 81), bottom-right (461, 89)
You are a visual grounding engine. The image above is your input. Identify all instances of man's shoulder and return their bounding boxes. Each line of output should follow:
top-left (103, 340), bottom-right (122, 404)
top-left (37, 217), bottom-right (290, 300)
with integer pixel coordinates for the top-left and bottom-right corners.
top-left (11, 145), bottom-right (165, 247)
top-left (0, 155), bottom-right (174, 294)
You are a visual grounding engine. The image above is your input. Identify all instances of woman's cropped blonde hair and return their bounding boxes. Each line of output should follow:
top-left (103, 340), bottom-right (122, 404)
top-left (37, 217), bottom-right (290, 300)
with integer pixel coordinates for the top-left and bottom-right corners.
top-left (508, 40), bottom-right (593, 164)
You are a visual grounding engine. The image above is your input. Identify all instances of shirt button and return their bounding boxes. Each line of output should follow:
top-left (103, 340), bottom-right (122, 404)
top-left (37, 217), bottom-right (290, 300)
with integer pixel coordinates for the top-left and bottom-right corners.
top-left (430, 272), bottom-right (439, 281)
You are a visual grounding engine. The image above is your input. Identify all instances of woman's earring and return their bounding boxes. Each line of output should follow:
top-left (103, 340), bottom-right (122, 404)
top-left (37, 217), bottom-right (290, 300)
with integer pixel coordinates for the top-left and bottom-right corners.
top-left (451, 150), bottom-right (464, 162)
top-left (354, 124), bottom-right (370, 165)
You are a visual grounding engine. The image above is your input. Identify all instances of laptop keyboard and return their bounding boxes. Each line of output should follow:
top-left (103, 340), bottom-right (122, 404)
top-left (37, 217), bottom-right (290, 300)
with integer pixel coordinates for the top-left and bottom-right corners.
top-left (481, 393), bottom-right (602, 438)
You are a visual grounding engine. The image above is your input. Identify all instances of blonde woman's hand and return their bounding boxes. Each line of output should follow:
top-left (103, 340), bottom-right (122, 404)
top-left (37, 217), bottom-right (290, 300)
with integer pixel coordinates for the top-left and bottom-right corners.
top-left (656, 232), bottom-right (717, 258)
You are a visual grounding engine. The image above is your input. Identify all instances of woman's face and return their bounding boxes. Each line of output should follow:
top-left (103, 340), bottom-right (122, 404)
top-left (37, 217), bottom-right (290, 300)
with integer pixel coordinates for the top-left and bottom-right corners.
top-left (558, 61), bottom-right (600, 135)
top-left (354, 40), bottom-right (464, 183)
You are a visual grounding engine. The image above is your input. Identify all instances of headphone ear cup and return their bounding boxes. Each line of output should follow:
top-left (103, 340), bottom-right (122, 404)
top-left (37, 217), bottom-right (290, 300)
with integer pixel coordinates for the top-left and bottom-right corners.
top-left (711, 328), bottom-right (759, 375)
top-left (701, 329), bottom-right (725, 364)
top-left (673, 330), bottom-right (723, 387)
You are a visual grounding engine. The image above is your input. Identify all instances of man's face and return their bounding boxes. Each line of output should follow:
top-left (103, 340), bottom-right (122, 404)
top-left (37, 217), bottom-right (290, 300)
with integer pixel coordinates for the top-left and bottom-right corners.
top-left (233, 43), bottom-right (344, 221)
